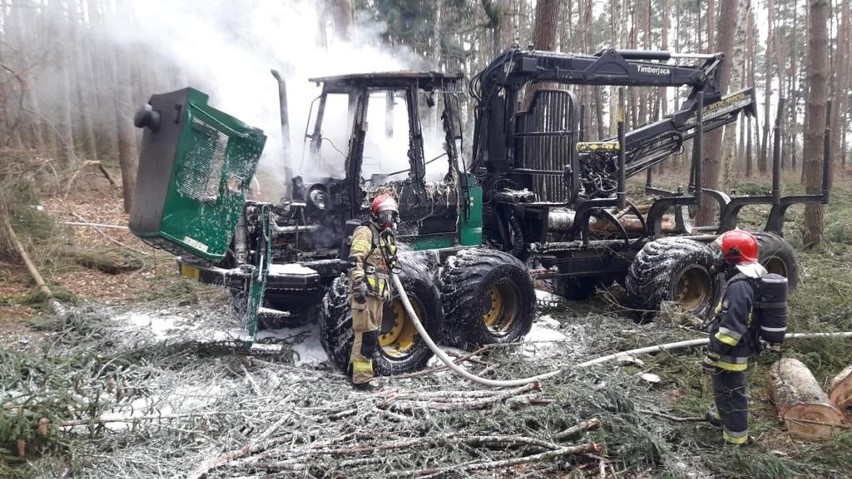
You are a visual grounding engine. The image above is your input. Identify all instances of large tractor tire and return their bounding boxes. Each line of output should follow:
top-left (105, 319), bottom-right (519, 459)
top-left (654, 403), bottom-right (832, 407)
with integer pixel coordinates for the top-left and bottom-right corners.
top-left (318, 266), bottom-right (443, 376)
top-left (754, 231), bottom-right (799, 290)
top-left (626, 237), bottom-right (722, 321)
top-left (440, 249), bottom-right (535, 349)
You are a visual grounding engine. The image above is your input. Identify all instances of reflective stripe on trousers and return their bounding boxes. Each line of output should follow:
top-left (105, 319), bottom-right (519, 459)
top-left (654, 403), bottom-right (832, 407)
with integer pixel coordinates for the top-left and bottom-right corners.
top-left (350, 295), bottom-right (382, 385)
top-left (712, 368), bottom-right (749, 445)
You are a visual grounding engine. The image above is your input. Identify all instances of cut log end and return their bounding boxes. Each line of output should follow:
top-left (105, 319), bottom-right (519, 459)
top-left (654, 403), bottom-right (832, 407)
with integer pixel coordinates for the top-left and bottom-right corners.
top-left (768, 357), bottom-right (846, 439)
top-left (780, 404), bottom-right (846, 439)
top-left (827, 364), bottom-right (852, 422)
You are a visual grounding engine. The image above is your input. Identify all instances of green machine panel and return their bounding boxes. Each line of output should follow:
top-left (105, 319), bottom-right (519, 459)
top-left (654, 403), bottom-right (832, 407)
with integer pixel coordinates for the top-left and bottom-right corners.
top-left (129, 88), bottom-right (266, 261)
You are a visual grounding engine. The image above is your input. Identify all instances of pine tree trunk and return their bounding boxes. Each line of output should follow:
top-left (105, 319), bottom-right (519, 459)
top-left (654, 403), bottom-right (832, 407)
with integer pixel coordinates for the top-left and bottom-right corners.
top-left (768, 358), bottom-right (844, 439)
top-left (609, 0), bottom-right (624, 136)
top-left (802, 0), bottom-right (829, 247)
top-left (70, 1), bottom-right (99, 162)
top-left (695, 0), bottom-right (738, 226)
top-left (497, 0), bottom-right (515, 51)
top-left (332, 0), bottom-right (354, 42)
top-left (110, 1), bottom-right (137, 212)
top-left (48, 0), bottom-right (76, 167)
top-left (721, 0), bottom-right (749, 188)
top-left (830, 0), bottom-right (850, 176)
top-left (523, 0), bottom-right (560, 109)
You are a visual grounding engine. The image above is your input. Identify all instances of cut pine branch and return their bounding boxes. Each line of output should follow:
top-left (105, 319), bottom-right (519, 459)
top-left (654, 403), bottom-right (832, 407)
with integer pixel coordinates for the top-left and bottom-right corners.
top-left (768, 357), bottom-right (846, 439)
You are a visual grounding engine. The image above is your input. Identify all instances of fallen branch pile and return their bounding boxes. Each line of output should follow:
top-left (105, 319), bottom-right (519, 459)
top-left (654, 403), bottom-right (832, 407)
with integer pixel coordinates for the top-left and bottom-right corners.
top-left (8, 305), bottom-right (676, 479)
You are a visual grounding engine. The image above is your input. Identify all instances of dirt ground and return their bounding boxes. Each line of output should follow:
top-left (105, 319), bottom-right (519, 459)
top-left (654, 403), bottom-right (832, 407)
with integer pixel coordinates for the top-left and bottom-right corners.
top-left (0, 170), bottom-right (193, 343)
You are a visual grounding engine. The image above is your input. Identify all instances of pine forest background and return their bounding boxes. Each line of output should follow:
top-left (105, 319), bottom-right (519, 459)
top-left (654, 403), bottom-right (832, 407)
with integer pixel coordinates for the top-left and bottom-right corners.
top-left (0, 0), bottom-right (849, 229)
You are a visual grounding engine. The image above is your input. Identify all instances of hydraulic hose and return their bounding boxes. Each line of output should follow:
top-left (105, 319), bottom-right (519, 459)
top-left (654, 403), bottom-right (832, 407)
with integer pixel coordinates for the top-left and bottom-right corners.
top-left (391, 271), bottom-right (852, 388)
top-left (391, 273), bottom-right (560, 387)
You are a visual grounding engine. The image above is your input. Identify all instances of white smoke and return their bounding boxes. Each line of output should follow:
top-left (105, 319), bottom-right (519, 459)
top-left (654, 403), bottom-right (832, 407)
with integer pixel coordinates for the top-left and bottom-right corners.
top-left (96, 0), bottom-right (434, 198)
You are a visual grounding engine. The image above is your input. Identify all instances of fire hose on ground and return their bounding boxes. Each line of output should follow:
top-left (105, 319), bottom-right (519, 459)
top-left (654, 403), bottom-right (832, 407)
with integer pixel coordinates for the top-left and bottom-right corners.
top-left (390, 273), bottom-right (852, 388)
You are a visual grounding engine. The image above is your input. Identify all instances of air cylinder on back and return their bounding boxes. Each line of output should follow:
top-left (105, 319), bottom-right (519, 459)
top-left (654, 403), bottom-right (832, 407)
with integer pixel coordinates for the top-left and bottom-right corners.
top-left (756, 273), bottom-right (788, 344)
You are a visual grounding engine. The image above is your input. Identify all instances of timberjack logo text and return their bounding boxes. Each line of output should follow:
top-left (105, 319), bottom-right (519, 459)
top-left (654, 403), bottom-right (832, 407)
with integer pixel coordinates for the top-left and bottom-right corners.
top-left (637, 65), bottom-right (671, 75)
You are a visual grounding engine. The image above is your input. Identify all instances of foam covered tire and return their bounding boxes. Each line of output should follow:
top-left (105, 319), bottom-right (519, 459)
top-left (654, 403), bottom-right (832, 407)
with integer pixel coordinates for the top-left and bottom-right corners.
top-left (440, 249), bottom-right (535, 349)
top-left (754, 231), bottom-right (798, 290)
top-left (318, 267), bottom-right (442, 376)
top-left (625, 237), bottom-right (721, 321)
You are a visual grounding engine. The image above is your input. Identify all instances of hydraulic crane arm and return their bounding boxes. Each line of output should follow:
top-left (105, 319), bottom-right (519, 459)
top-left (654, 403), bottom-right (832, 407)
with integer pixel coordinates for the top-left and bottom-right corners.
top-left (469, 46), bottom-right (754, 202)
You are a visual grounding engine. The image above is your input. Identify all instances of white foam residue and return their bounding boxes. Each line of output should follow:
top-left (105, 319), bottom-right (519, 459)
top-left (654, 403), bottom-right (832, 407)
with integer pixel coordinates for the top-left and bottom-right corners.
top-left (119, 312), bottom-right (182, 341)
top-left (268, 263), bottom-right (318, 276)
top-left (521, 317), bottom-right (568, 359)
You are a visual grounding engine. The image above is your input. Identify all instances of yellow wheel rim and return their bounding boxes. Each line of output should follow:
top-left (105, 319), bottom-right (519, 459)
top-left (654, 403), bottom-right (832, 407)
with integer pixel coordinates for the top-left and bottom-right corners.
top-left (675, 266), bottom-right (710, 310)
top-left (379, 297), bottom-right (423, 358)
top-left (482, 281), bottom-right (520, 335)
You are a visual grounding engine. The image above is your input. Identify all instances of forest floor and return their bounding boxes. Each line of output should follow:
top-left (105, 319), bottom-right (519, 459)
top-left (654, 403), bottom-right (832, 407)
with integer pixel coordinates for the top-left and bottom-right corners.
top-left (1, 165), bottom-right (851, 478)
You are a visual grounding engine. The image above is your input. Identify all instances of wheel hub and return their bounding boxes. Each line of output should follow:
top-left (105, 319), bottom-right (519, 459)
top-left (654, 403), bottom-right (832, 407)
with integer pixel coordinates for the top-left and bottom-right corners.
top-left (379, 298), bottom-right (422, 358)
top-left (675, 266), bottom-right (710, 310)
top-left (482, 281), bottom-right (520, 335)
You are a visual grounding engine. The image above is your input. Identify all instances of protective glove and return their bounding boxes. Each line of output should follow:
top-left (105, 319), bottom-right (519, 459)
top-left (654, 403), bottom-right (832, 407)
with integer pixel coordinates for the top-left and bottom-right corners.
top-left (353, 281), bottom-right (368, 304)
top-left (702, 352), bottom-right (721, 375)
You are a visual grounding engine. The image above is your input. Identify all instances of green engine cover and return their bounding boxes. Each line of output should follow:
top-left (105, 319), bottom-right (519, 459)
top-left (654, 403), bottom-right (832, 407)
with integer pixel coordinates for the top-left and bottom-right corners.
top-left (129, 88), bottom-right (266, 261)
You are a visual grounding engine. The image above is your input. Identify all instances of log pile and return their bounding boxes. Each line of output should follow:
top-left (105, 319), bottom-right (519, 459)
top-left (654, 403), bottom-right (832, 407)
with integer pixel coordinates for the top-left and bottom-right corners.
top-left (768, 358), bottom-right (846, 439)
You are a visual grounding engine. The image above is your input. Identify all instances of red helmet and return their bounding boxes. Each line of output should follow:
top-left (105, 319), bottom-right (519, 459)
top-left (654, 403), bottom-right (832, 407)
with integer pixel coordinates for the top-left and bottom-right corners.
top-left (719, 230), bottom-right (759, 264)
top-left (371, 193), bottom-right (399, 228)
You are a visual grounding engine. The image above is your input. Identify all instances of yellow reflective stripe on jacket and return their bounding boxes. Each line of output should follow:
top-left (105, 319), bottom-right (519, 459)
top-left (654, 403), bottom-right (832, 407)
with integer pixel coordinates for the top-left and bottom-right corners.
top-left (351, 238), bottom-right (372, 253)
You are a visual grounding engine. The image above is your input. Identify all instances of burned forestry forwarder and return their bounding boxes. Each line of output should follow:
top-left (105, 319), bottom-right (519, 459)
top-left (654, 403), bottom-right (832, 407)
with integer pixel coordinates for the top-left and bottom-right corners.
top-left (129, 46), bottom-right (829, 376)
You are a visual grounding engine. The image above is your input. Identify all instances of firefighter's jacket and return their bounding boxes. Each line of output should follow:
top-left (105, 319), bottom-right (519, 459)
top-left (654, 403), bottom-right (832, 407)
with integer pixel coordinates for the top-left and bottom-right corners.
top-left (708, 275), bottom-right (760, 371)
top-left (348, 224), bottom-right (395, 301)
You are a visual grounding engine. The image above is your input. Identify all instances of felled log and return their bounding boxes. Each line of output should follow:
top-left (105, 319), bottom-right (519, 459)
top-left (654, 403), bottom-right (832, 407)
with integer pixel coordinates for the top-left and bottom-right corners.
top-left (768, 357), bottom-right (845, 439)
top-left (827, 365), bottom-right (852, 422)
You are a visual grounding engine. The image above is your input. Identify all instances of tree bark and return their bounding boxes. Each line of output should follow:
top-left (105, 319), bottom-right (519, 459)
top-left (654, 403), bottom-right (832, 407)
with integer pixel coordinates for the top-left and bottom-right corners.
top-left (827, 364), bottom-right (852, 422)
top-left (331, 0), bottom-right (355, 42)
top-left (768, 358), bottom-right (845, 439)
top-left (695, 0), bottom-right (738, 226)
top-left (802, 0), bottom-right (829, 247)
top-left (830, 0), bottom-right (850, 175)
top-left (523, 0), bottom-right (560, 109)
top-left (110, 1), bottom-right (137, 212)
top-left (721, 0), bottom-right (749, 187)
top-left (531, 0), bottom-right (558, 51)
top-left (48, 0), bottom-right (76, 167)
top-left (69, 0), bottom-right (99, 162)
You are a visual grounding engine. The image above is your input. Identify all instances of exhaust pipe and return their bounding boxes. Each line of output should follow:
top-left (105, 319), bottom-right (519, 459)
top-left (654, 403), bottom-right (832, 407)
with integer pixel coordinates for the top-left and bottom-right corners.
top-left (271, 69), bottom-right (293, 201)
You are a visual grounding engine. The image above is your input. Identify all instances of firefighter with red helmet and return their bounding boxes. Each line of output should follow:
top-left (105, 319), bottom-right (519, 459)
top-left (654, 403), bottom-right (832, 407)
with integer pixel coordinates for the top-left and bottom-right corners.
top-left (702, 229), bottom-right (768, 445)
top-left (347, 193), bottom-right (399, 391)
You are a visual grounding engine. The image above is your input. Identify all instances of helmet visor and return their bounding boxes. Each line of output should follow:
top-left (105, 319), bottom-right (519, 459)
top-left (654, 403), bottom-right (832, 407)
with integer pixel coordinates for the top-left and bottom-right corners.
top-left (378, 210), bottom-right (397, 228)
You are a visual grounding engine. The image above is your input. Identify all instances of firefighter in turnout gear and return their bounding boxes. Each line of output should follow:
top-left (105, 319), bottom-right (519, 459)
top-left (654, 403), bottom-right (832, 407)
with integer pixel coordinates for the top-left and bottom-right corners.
top-left (703, 230), bottom-right (767, 446)
top-left (347, 193), bottom-right (399, 391)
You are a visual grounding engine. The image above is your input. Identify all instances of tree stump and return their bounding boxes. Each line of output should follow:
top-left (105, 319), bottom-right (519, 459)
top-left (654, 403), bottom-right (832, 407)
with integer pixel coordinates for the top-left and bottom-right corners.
top-left (767, 357), bottom-right (845, 439)
top-left (827, 365), bottom-right (852, 422)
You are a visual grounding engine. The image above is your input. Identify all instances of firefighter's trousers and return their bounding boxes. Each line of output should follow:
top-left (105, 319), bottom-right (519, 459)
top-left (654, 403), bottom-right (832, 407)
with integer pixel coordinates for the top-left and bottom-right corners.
top-left (712, 368), bottom-right (750, 445)
top-left (350, 295), bottom-right (382, 385)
